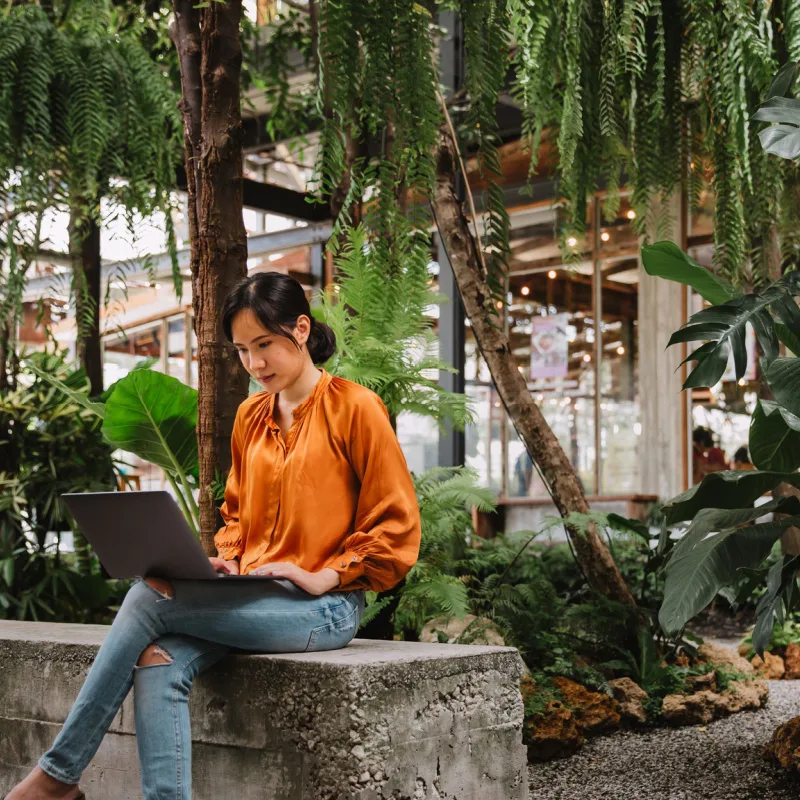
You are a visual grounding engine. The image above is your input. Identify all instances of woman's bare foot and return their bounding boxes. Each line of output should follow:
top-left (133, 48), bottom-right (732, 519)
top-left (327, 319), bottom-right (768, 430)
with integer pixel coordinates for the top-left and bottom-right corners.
top-left (5, 766), bottom-right (82, 800)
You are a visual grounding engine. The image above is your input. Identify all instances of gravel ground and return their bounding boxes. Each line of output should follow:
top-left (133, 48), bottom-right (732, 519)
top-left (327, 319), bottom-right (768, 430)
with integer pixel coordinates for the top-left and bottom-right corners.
top-left (528, 680), bottom-right (800, 800)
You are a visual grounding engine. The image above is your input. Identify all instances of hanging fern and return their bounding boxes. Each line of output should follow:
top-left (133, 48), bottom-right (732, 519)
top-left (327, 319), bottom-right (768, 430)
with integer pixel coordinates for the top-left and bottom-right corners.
top-left (509, 0), bottom-right (793, 284)
top-left (0, 0), bottom-right (182, 358)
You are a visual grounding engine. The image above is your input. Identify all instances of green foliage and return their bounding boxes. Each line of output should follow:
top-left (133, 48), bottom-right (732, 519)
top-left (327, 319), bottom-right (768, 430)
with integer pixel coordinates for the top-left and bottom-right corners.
top-left (509, 0), bottom-right (793, 282)
top-left (740, 614), bottom-right (800, 659)
top-left (0, 350), bottom-right (127, 622)
top-left (321, 225), bottom-right (471, 427)
top-left (29, 358), bottom-right (201, 533)
top-left (0, 0), bottom-right (182, 384)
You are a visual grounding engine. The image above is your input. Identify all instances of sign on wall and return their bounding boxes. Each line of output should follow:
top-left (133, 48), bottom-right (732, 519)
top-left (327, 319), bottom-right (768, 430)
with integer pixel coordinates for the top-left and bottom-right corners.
top-left (531, 313), bottom-right (569, 379)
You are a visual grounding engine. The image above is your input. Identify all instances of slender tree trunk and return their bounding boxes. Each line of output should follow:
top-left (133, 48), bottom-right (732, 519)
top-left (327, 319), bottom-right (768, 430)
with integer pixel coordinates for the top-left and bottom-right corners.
top-left (430, 124), bottom-right (635, 606)
top-left (69, 201), bottom-right (103, 397)
top-left (172, 0), bottom-right (249, 552)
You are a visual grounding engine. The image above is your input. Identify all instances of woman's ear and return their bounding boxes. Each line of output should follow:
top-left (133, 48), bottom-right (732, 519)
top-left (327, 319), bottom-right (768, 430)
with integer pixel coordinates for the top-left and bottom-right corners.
top-left (294, 314), bottom-right (312, 346)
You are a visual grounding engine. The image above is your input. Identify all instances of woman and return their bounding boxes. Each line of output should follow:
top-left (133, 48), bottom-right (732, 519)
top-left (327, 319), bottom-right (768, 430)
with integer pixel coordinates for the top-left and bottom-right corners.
top-left (8, 272), bottom-right (421, 800)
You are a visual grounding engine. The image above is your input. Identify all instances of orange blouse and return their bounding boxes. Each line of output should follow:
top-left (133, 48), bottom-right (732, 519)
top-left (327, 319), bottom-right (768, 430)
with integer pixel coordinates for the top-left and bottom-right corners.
top-left (214, 370), bottom-right (421, 592)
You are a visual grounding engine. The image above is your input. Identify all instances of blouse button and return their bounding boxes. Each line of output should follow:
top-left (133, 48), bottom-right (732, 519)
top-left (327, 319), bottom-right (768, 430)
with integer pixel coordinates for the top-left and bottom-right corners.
top-left (340, 561), bottom-right (346, 568)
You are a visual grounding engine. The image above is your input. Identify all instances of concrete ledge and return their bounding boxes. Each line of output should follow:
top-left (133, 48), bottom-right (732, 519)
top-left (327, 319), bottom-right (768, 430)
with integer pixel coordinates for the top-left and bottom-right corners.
top-left (0, 621), bottom-right (529, 799)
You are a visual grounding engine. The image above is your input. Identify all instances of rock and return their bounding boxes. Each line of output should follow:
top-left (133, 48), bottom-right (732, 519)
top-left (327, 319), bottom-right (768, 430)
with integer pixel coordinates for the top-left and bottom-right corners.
top-left (662, 680), bottom-right (769, 725)
top-left (524, 700), bottom-right (584, 762)
top-left (784, 643), bottom-right (800, 680)
top-left (764, 715), bottom-right (800, 770)
top-left (738, 641), bottom-right (753, 658)
top-left (686, 670), bottom-right (717, 692)
top-left (697, 642), bottom-right (755, 675)
top-left (751, 651), bottom-right (786, 680)
top-left (419, 614), bottom-right (505, 646)
top-left (608, 677), bottom-right (649, 724)
top-left (551, 676), bottom-right (621, 733)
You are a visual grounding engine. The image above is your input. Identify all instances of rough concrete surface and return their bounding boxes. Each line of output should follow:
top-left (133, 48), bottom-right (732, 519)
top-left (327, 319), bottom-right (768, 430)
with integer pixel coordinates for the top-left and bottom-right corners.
top-left (0, 621), bottom-right (529, 800)
top-left (528, 680), bottom-right (800, 800)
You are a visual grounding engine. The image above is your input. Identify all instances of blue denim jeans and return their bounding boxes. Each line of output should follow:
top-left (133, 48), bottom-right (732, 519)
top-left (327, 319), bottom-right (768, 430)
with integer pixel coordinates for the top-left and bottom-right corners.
top-left (39, 577), bottom-right (364, 799)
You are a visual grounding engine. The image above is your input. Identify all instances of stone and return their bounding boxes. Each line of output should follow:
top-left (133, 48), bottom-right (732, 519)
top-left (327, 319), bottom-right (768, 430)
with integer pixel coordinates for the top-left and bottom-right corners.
top-left (550, 676), bottom-right (621, 733)
top-left (685, 670), bottom-right (717, 692)
top-left (697, 642), bottom-right (755, 675)
top-left (0, 621), bottom-right (529, 800)
top-left (764, 715), bottom-right (800, 770)
top-left (608, 677), bottom-right (649, 724)
top-left (524, 700), bottom-right (584, 762)
top-left (751, 651), bottom-right (786, 680)
top-left (419, 614), bottom-right (506, 646)
top-left (784, 643), bottom-right (800, 680)
top-left (662, 680), bottom-right (769, 725)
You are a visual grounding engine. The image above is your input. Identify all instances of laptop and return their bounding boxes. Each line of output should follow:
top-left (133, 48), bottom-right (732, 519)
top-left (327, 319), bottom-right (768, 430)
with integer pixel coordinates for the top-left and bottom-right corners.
top-left (62, 490), bottom-right (279, 582)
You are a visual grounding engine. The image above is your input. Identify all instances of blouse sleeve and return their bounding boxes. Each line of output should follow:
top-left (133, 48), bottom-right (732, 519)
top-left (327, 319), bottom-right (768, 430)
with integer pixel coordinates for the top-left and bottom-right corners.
top-left (214, 410), bottom-right (245, 561)
top-left (323, 391), bottom-right (421, 591)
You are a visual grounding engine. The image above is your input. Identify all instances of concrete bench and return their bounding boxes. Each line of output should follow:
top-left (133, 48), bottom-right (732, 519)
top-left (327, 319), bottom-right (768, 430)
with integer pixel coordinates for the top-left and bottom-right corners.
top-left (0, 621), bottom-right (529, 799)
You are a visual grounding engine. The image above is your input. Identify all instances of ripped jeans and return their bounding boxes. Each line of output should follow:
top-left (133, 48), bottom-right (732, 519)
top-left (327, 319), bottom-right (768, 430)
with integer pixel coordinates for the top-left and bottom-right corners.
top-left (39, 577), bottom-right (364, 799)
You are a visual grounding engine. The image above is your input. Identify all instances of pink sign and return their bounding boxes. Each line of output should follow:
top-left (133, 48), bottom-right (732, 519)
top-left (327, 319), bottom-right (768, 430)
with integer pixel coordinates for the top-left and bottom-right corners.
top-left (531, 313), bottom-right (569, 379)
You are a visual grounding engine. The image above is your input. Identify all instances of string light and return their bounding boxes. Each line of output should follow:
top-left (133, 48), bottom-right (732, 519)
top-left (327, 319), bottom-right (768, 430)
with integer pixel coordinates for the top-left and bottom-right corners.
top-left (496, 300), bottom-right (503, 309)
top-left (548, 270), bottom-right (557, 279)
top-left (521, 286), bottom-right (530, 296)
top-left (583, 353), bottom-right (591, 362)
top-left (626, 209), bottom-right (637, 220)
top-left (600, 231), bottom-right (610, 242)
top-left (567, 237), bottom-right (577, 247)
top-left (616, 346), bottom-right (625, 355)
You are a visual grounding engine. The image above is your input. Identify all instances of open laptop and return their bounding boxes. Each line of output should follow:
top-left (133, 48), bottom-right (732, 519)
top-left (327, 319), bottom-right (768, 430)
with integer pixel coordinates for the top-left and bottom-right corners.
top-left (62, 490), bottom-right (278, 582)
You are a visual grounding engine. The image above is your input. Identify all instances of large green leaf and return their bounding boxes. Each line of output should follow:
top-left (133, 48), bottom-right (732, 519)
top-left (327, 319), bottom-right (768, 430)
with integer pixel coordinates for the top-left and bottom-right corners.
top-left (641, 242), bottom-right (735, 305)
top-left (759, 124), bottom-right (800, 160)
top-left (670, 497), bottom-right (800, 563)
top-left (765, 62), bottom-right (800, 100)
top-left (103, 369), bottom-right (198, 477)
top-left (752, 96), bottom-right (800, 125)
top-left (667, 273), bottom-right (800, 389)
top-left (750, 401), bottom-right (800, 472)
top-left (663, 470), bottom-right (800, 524)
top-left (26, 363), bottom-right (106, 418)
top-left (659, 517), bottom-right (800, 636)
top-left (766, 357), bottom-right (800, 420)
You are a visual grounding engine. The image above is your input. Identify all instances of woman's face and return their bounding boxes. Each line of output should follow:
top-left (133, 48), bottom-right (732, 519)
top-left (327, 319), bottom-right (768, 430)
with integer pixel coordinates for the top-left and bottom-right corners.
top-left (231, 308), bottom-right (311, 392)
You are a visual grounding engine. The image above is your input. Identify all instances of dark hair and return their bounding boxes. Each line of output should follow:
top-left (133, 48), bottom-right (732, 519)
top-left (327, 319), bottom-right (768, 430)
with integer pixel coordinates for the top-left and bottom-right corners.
top-left (692, 427), bottom-right (714, 448)
top-left (222, 272), bottom-right (336, 364)
top-left (734, 446), bottom-right (751, 464)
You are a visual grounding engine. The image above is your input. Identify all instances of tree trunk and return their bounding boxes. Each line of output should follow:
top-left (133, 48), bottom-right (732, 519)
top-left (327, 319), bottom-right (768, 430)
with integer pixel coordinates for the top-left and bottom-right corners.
top-left (172, 0), bottom-right (249, 552)
top-left (69, 202), bottom-right (103, 397)
top-left (430, 124), bottom-right (636, 606)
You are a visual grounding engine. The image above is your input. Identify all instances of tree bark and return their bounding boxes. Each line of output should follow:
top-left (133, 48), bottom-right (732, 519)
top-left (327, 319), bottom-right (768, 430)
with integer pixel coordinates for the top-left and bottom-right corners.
top-left (197, 2), bottom-right (249, 551)
top-left (430, 124), bottom-right (636, 606)
top-left (69, 202), bottom-right (103, 397)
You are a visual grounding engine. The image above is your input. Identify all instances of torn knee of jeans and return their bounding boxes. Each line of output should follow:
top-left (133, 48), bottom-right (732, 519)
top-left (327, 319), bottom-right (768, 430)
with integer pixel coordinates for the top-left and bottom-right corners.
top-left (137, 643), bottom-right (174, 667)
top-left (144, 577), bottom-right (174, 600)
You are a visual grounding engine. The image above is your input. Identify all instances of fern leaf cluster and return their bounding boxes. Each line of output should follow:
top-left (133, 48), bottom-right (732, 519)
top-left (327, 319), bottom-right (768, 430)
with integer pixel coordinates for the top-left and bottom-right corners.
top-left (509, 0), bottom-right (794, 284)
top-left (0, 0), bottom-right (182, 344)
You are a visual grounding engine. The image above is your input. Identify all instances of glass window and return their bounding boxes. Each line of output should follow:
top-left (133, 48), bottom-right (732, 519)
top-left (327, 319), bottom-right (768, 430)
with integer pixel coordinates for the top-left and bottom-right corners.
top-left (505, 266), bottom-right (596, 497)
top-left (599, 256), bottom-right (640, 494)
top-left (167, 315), bottom-right (187, 382)
top-left (464, 328), bottom-right (504, 492)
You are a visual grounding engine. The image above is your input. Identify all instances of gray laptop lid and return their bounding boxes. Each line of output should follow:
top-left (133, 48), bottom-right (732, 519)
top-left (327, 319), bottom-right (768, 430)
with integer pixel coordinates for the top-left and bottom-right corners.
top-left (62, 491), bottom-right (275, 582)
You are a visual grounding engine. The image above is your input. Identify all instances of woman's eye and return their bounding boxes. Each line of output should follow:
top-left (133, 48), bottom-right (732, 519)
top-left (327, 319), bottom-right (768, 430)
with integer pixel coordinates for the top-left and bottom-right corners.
top-left (259, 342), bottom-right (269, 349)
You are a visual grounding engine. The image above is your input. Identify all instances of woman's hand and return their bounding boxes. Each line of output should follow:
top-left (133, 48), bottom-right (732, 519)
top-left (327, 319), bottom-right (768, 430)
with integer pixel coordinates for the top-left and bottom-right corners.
top-left (209, 557), bottom-right (240, 575)
top-left (250, 562), bottom-right (340, 595)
